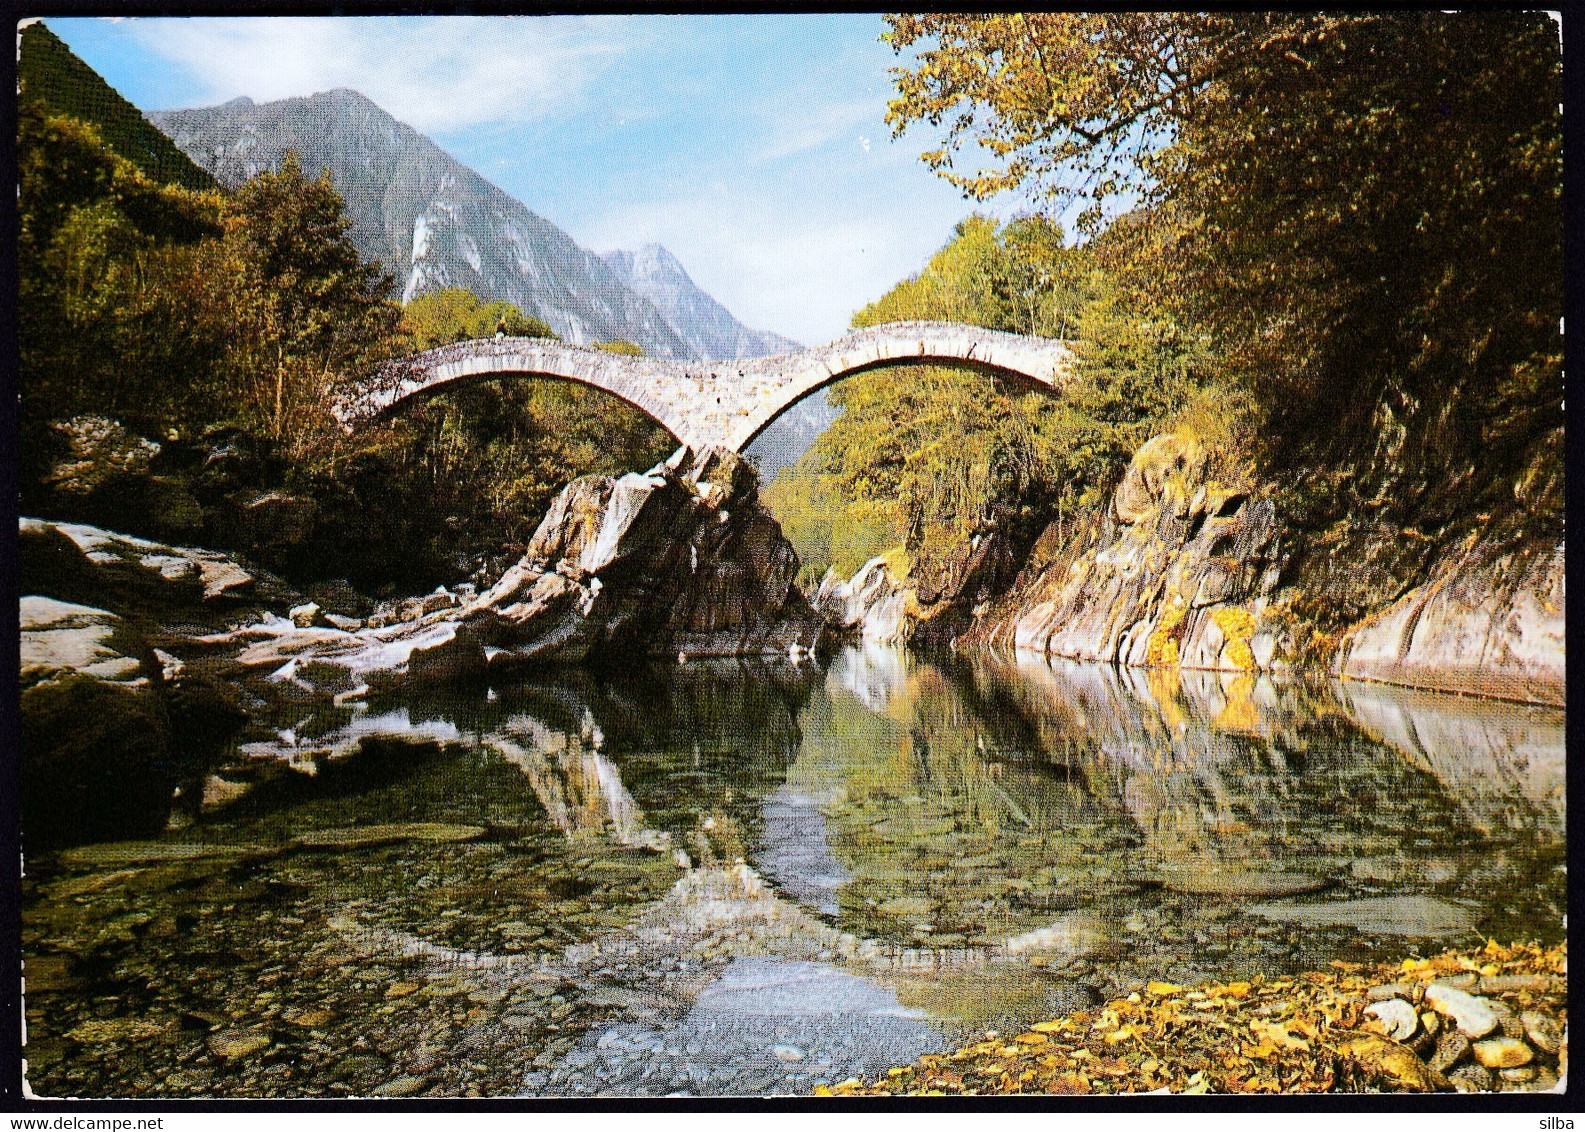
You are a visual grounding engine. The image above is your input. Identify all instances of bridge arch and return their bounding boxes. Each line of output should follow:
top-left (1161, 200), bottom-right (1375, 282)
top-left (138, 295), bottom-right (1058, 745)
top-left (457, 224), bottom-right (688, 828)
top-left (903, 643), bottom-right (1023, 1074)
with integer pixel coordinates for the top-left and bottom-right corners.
top-left (335, 321), bottom-right (1076, 454)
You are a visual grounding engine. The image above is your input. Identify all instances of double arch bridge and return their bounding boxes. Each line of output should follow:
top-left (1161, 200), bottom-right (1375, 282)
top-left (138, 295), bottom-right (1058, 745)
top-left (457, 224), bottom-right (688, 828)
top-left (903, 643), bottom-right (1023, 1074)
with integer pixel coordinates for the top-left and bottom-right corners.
top-left (334, 320), bottom-right (1076, 454)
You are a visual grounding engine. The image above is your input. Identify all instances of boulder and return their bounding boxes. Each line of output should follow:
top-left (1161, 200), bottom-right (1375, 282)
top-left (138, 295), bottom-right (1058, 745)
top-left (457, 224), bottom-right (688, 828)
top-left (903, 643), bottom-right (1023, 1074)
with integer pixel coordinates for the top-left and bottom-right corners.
top-left (232, 617), bottom-right (488, 691)
top-left (981, 431), bottom-right (1292, 673)
top-left (813, 557), bottom-right (916, 645)
top-left (20, 517), bottom-right (297, 608)
top-left (464, 446), bottom-right (830, 663)
top-left (20, 597), bottom-right (174, 848)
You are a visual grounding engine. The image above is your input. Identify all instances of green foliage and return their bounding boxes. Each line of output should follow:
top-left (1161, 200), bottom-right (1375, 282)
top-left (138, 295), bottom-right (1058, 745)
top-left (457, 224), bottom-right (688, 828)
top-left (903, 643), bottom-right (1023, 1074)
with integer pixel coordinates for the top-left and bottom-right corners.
top-left (596, 340), bottom-right (645, 356)
top-left (885, 13), bottom-right (1564, 554)
top-left (294, 379), bottom-right (676, 589)
top-left (401, 288), bottom-right (557, 351)
top-left (764, 214), bottom-right (1204, 585)
top-left (20, 22), bottom-right (217, 191)
top-left (17, 104), bottom-right (228, 437)
top-left (223, 153), bottom-right (404, 453)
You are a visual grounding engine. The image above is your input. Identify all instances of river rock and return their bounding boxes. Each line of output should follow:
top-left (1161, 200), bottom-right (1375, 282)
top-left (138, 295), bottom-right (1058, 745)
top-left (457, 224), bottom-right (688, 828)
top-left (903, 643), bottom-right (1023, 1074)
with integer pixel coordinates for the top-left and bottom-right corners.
top-left (293, 822), bottom-right (484, 850)
top-left (20, 597), bottom-right (176, 847)
top-left (1472, 1037), bottom-right (1534, 1069)
top-left (1334, 541), bottom-right (1563, 707)
top-left (207, 1028), bottom-right (271, 1060)
top-left (814, 558), bottom-right (916, 645)
top-left (461, 447), bottom-right (830, 663)
top-left (233, 616), bottom-right (488, 690)
top-left (1365, 998), bottom-right (1420, 1041)
top-left (1448, 1064), bottom-right (1496, 1093)
top-left (21, 517), bottom-right (293, 607)
top-left (1159, 867), bottom-right (1327, 898)
top-left (1428, 1030), bottom-right (1470, 1074)
top-left (1520, 1011), bottom-right (1561, 1055)
top-left (1247, 895), bottom-right (1481, 938)
top-left (1424, 983), bottom-right (1500, 1038)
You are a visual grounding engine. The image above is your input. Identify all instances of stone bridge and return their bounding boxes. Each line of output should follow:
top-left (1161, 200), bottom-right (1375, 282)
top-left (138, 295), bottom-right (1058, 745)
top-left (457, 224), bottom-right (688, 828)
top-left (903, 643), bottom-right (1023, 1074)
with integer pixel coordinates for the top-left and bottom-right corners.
top-left (334, 320), bottom-right (1076, 453)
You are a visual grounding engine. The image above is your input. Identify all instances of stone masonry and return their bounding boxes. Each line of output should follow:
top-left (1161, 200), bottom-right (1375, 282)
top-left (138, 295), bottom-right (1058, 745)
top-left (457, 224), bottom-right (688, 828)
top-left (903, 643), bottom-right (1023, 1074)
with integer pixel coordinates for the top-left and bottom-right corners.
top-left (334, 320), bottom-right (1076, 453)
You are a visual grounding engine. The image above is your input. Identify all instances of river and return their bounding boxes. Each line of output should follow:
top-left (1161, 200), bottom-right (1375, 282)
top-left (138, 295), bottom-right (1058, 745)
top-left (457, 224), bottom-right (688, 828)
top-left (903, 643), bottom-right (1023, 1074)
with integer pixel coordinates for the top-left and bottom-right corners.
top-left (21, 646), bottom-right (1566, 1098)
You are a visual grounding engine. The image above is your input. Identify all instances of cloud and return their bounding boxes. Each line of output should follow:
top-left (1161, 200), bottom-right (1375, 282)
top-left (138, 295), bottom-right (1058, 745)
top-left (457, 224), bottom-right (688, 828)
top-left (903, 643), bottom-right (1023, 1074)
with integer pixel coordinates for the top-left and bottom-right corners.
top-left (117, 15), bottom-right (643, 132)
top-left (744, 95), bottom-right (883, 165)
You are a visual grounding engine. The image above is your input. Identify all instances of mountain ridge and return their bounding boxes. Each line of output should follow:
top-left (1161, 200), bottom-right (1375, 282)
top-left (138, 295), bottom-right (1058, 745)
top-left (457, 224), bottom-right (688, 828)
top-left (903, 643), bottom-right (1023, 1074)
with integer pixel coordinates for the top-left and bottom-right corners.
top-left (150, 89), bottom-right (740, 359)
top-left (601, 243), bottom-right (800, 362)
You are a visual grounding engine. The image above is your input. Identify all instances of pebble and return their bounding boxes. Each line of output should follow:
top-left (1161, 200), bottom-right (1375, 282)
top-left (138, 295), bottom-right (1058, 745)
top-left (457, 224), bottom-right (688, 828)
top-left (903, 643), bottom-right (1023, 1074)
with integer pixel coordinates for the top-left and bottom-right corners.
top-left (369, 1076), bottom-right (427, 1097)
top-left (1364, 999), bottom-right (1418, 1041)
top-left (1428, 1030), bottom-right (1470, 1074)
top-left (1520, 1011), bottom-right (1561, 1055)
top-left (1423, 983), bottom-right (1499, 1038)
top-left (1499, 1065), bottom-right (1539, 1084)
top-left (1472, 1037), bottom-right (1534, 1070)
top-left (772, 1045), bottom-right (804, 1062)
top-left (1448, 1064), bottom-right (1495, 1093)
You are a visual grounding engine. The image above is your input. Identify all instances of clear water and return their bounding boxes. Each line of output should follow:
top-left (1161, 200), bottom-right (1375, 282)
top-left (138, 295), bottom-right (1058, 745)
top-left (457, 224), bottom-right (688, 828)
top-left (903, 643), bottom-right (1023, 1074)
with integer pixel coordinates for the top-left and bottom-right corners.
top-left (21, 645), bottom-right (1565, 1097)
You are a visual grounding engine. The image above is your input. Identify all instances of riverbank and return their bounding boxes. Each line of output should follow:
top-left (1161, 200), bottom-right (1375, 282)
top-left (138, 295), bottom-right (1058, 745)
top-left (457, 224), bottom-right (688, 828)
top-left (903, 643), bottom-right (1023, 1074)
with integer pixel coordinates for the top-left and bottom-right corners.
top-left (835, 939), bottom-right (1566, 1095)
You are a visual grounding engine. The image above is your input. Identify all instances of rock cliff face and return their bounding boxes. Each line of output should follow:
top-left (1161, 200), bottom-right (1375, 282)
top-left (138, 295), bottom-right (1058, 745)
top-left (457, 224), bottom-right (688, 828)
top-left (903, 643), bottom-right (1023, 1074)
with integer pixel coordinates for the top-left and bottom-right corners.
top-left (970, 430), bottom-right (1564, 705)
top-left (813, 558), bottom-right (915, 645)
top-left (601, 244), bottom-right (799, 362)
top-left (976, 433), bottom-right (1293, 674)
top-left (1332, 542), bottom-right (1563, 706)
top-left (151, 90), bottom-right (693, 357)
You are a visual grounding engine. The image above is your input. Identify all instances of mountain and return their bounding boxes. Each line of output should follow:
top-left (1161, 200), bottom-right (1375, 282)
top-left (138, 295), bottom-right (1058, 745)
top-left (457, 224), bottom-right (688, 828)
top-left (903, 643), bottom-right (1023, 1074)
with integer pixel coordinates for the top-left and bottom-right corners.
top-left (743, 387), bottom-right (841, 482)
top-left (21, 22), bottom-right (217, 190)
top-left (601, 244), bottom-right (799, 362)
top-left (149, 89), bottom-right (693, 357)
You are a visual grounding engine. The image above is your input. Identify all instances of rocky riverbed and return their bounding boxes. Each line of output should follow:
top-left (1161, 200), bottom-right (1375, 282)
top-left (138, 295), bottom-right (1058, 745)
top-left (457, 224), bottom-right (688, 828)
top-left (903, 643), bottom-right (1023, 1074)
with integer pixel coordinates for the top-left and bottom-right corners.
top-left (20, 643), bottom-right (1566, 1098)
top-left (843, 939), bottom-right (1567, 1095)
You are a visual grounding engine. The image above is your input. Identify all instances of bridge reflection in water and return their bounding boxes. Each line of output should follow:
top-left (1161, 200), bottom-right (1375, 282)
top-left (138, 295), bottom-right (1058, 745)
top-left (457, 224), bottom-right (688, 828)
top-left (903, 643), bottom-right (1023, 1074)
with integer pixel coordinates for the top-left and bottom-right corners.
top-left (21, 643), bottom-right (1566, 1098)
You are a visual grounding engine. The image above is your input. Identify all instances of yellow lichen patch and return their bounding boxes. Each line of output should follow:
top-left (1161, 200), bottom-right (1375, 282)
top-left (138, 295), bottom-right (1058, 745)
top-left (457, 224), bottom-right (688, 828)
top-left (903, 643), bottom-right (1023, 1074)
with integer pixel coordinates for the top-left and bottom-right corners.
top-left (1146, 600), bottom-right (1188, 667)
top-left (1212, 605), bottom-right (1259, 671)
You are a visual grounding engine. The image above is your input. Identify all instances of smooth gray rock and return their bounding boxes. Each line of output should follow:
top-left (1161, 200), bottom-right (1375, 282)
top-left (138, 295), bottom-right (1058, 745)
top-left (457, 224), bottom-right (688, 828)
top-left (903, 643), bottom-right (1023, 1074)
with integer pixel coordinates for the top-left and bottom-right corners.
top-left (1424, 983), bottom-right (1501, 1039)
top-left (1247, 895), bottom-right (1481, 939)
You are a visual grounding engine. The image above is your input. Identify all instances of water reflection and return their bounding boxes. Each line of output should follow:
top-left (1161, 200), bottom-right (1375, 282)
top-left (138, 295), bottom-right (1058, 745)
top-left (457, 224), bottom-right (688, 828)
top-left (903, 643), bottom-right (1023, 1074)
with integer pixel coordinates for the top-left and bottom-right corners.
top-left (21, 643), bottom-right (1565, 1099)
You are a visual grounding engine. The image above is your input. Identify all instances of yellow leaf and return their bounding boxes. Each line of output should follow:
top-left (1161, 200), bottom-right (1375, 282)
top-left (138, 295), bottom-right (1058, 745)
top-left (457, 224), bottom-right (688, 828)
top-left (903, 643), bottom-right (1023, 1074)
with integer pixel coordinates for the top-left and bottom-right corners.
top-left (1148, 981), bottom-right (1183, 995)
top-left (1105, 1027), bottom-right (1133, 1044)
top-left (1015, 1032), bottom-right (1050, 1046)
top-left (1183, 1079), bottom-right (1210, 1095)
top-left (1029, 1020), bottom-right (1064, 1033)
top-left (1224, 982), bottom-right (1252, 998)
top-left (813, 1085), bottom-right (834, 1097)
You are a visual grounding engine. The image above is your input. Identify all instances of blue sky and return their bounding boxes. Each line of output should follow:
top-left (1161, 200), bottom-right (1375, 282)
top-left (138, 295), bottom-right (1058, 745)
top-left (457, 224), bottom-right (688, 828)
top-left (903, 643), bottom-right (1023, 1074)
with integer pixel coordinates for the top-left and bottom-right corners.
top-left (45, 14), bottom-right (1039, 347)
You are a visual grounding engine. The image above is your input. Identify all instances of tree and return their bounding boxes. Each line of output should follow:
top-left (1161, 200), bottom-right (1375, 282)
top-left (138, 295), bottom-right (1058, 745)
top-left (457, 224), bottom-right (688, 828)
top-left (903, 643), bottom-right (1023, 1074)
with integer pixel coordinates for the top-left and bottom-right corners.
top-left (595, 340), bottom-right (644, 356)
top-left (401, 288), bottom-right (557, 351)
top-left (224, 153), bottom-right (404, 452)
top-left (884, 13), bottom-right (1564, 549)
top-left (17, 103), bottom-right (226, 434)
top-left (762, 214), bottom-right (1201, 583)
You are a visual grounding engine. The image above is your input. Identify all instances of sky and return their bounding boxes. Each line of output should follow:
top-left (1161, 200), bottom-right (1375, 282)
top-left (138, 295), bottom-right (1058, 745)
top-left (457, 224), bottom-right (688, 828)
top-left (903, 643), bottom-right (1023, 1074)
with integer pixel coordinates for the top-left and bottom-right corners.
top-left (45, 14), bottom-right (1041, 347)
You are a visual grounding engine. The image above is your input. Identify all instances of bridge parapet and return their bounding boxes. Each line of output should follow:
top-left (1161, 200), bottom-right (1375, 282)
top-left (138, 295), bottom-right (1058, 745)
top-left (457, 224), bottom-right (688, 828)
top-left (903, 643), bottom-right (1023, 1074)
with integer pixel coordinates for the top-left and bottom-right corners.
top-left (335, 321), bottom-right (1076, 453)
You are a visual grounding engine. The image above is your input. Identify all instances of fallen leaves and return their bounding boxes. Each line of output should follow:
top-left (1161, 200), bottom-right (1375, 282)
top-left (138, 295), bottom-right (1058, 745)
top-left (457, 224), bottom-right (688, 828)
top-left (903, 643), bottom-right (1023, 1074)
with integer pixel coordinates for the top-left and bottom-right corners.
top-left (840, 939), bottom-right (1567, 1096)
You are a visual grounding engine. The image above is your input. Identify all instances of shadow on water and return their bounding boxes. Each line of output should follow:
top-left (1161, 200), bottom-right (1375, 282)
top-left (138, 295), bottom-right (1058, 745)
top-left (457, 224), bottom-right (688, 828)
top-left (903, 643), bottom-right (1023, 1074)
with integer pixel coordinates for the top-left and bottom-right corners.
top-left (19, 643), bottom-right (1564, 1098)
